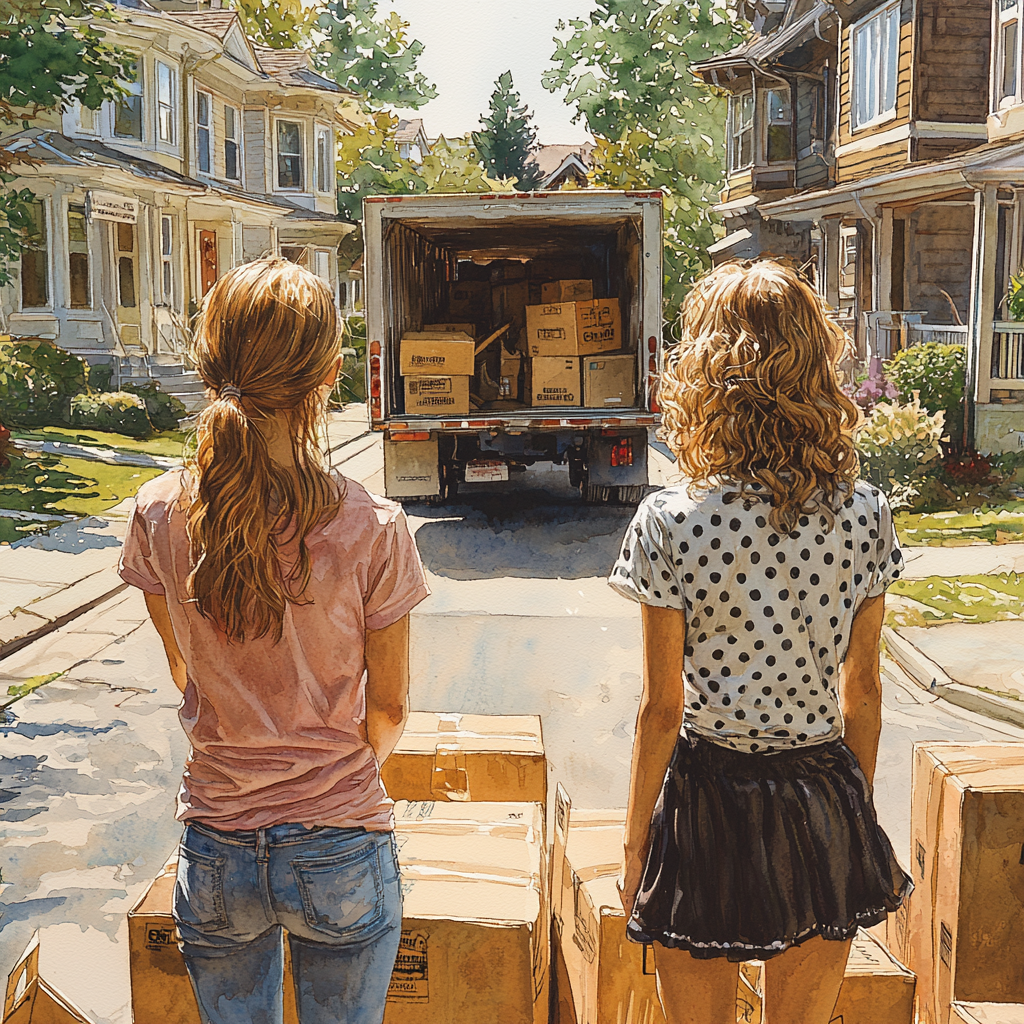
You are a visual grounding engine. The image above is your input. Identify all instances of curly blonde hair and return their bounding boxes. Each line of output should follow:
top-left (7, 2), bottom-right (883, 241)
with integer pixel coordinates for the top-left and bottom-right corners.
top-left (658, 259), bottom-right (860, 534)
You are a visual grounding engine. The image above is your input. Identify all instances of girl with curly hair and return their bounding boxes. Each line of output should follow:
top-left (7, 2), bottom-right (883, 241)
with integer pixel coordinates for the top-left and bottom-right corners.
top-left (609, 259), bottom-right (911, 1023)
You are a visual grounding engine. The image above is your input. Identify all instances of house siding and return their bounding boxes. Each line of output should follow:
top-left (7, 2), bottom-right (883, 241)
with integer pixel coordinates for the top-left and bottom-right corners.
top-left (914, 0), bottom-right (991, 122)
top-left (243, 108), bottom-right (267, 194)
top-left (836, 138), bottom-right (908, 181)
top-left (905, 204), bottom-right (975, 324)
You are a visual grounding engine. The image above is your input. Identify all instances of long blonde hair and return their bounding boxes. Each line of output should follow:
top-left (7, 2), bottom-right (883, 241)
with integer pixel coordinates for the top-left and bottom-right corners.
top-left (658, 259), bottom-right (860, 534)
top-left (185, 257), bottom-right (342, 642)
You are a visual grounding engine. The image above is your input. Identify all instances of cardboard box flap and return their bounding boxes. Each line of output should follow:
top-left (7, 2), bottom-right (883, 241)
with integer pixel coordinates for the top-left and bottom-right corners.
top-left (129, 862), bottom-right (177, 917)
top-left (400, 878), bottom-right (541, 925)
top-left (952, 1005), bottom-right (1024, 1024)
top-left (401, 332), bottom-right (474, 341)
top-left (4, 933), bottom-right (94, 1024)
top-left (843, 929), bottom-right (914, 978)
top-left (396, 712), bottom-right (544, 754)
top-left (423, 323), bottom-right (476, 336)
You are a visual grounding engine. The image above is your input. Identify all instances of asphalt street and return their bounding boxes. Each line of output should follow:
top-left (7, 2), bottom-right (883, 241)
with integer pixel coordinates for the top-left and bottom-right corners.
top-left (0, 447), bottom-right (1021, 1023)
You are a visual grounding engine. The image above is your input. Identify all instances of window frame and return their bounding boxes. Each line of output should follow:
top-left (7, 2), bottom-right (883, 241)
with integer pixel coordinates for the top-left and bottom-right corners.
top-left (314, 124), bottom-right (332, 194)
top-left (77, 101), bottom-right (100, 136)
top-left (156, 60), bottom-right (177, 145)
top-left (764, 85), bottom-right (794, 164)
top-left (20, 197), bottom-right (50, 311)
top-left (67, 201), bottom-right (91, 310)
top-left (275, 118), bottom-right (304, 191)
top-left (850, 1), bottom-right (901, 132)
top-left (160, 214), bottom-right (174, 308)
top-left (994, 0), bottom-right (1022, 111)
top-left (113, 59), bottom-right (143, 142)
top-left (196, 89), bottom-right (213, 175)
top-left (728, 88), bottom-right (755, 173)
top-left (224, 104), bottom-right (242, 182)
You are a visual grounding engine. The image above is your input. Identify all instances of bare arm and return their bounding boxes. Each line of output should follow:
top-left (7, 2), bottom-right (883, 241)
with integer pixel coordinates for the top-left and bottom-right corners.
top-left (839, 593), bottom-right (885, 785)
top-left (619, 603), bottom-right (686, 911)
top-left (144, 591), bottom-right (187, 694)
top-left (365, 613), bottom-right (410, 765)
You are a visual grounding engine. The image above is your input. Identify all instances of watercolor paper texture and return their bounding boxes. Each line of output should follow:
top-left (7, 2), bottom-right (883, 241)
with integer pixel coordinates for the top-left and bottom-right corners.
top-left (0, 2), bottom-right (1022, 1024)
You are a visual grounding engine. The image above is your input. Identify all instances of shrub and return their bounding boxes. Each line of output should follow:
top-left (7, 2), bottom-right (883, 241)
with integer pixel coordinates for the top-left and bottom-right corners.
top-left (884, 343), bottom-right (966, 449)
top-left (86, 362), bottom-right (114, 394)
top-left (0, 338), bottom-right (87, 426)
top-left (121, 381), bottom-right (187, 431)
top-left (942, 448), bottom-right (993, 487)
top-left (855, 395), bottom-right (945, 510)
top-left (849, 357), bottom-right (897, 411)
top-left (71, 391), bottom-right (152, 437)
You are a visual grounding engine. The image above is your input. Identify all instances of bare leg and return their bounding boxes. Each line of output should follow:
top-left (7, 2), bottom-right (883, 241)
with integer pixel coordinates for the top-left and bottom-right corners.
top-left (653, 944), bottom-right (740, 1024)
top-left (763, 935), bottom-right (852, 1024)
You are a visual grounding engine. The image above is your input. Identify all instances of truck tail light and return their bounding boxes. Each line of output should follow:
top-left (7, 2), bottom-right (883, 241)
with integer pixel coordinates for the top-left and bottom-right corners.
top-left (610, 437), bottom-right (633, 467)
top-left (369, 350), bottom-right (382, 420)
top-left (648, 336), bottom-right (657, 353)
top-left (390, 431), bottom-right (430, 441)
top-left (649, 378), bottom-right (661, 414)
top-left (648, 355), bottom-right (657, 374)
top-left (369, 341), bottom-right (381, 356)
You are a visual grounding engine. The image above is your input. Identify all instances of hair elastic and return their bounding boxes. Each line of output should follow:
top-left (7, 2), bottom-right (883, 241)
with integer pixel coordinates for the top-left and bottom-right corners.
top-left (218, 384), bottom-right (242, 400)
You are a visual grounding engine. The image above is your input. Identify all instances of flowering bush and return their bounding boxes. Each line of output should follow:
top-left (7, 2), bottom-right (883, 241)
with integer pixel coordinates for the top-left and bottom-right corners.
top-left (849, 357), bottom-right (897, 411)
top-left (942, 448), bottom-right (993, 487)
top-left (71, 391), bottom-right (152, 437)
top-left (855, 394), bottom-right (946, 510)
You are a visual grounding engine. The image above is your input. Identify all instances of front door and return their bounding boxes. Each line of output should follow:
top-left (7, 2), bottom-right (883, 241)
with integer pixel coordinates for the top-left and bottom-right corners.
top-left (114, 220), bottom-right (141, 349)
top-left (200, 230), bottom-right (218, 297)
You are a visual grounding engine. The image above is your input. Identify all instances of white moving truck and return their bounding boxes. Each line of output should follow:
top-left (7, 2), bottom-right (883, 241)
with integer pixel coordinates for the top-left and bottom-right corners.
top-left (363, 190), bottom-right (664, 502)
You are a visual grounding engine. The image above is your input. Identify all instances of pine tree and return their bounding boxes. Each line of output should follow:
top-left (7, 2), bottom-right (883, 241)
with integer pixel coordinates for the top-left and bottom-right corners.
top-left (473, 71), bottom-right (541, 191)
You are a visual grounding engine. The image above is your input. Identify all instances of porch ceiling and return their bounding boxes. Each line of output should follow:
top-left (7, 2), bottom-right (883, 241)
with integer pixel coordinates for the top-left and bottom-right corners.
top-left (759, 138), bottom-right (1024, 221)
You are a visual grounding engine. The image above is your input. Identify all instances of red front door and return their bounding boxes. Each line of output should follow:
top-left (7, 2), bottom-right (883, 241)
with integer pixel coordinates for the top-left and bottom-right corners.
top-left (200, 230), bottom-right (218, 297)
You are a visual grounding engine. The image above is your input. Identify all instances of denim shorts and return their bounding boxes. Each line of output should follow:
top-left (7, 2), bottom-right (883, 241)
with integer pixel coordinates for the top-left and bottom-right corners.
top-left (173, 820), bottom-right (403, 1024)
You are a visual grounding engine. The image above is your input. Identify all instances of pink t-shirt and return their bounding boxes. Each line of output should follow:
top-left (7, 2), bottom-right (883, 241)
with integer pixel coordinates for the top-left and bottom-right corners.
top-left (118, 469), bottom-right (429, 832)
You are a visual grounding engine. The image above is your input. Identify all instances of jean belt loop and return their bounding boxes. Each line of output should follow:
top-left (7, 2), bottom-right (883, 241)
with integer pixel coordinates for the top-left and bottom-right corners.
top-left (256, 827), bottom-right (268, 863)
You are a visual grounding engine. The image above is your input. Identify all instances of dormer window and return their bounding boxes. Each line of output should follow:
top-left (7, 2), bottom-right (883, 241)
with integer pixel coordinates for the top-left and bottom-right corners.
top-left (277, 120), bottom-right (303, 189)
top-left (315, 126), bottom-right (332, 193)
top-left (156, 61), bottom-right (177, 144)
top-left (729, 90), bottom-right (754, 172)
top-left (851, 1), bottom-right (900, 131)
top-left (766, 87), bottom-right (792, 162)
top-left (225, 105), bottom-right (241, 181)
top-left (996, 0), bottom-right (1021, 108)
top-left (197, 91), bottom-right (212, 174)
top-left (114, 61), bottom-right (142, 141)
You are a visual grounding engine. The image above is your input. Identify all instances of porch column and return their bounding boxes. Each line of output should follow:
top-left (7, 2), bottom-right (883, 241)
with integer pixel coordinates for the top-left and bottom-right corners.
top-left (822, 216), bottom-right (841, 309)
top-left (877, 206), bottom-right (893, 313)
top-left (967, 183), bottom-right (999, 448)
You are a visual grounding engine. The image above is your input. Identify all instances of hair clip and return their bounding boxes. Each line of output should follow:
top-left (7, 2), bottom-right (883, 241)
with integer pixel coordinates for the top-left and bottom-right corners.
top-left (218, 384), bottom-right (242, 400)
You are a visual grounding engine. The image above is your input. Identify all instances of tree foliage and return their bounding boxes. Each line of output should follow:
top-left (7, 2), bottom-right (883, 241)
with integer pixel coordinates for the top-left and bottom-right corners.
top-left (230, 0), bottom-right (318, 49)
top-left (314, 0), bottom-right (436, 109)
top-left (543, 0), bottom-right (745, 319)
top-left (473, 71), bottom-right (540, 190)
top-left (0, 0), bottom-right (133, 283)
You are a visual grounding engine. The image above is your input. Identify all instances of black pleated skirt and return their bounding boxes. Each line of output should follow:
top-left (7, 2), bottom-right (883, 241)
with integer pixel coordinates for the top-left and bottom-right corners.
top-left (627, 730), bottom-right (912, 961)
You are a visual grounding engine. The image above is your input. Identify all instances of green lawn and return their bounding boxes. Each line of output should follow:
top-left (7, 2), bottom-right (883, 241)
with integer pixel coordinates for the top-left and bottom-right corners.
top-left (895, 503), bottom-right (1024, 545)
top-left (888, 573), bottom-right (1024, 625)
top-left (11, 425), bottom-right (189, 458)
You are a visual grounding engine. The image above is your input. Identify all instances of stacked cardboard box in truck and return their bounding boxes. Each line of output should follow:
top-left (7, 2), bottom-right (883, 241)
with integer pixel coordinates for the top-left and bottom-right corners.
top-left (400, 331), bottom-right (474, 416)
top-left (583, 355), bottom-right (636, 408)
top-left (448, 281), bottom-right (490, 319)
top-left (524, 299), bottom-right (621, 358)
top-left (541, 280), bottom-right (594, 303)
top-left (528, 358), bottom-right (581, 407)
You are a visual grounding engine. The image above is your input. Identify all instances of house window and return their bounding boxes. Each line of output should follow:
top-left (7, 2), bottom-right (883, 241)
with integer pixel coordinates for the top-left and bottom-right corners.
top-left (117, 221), bottom-right (137, 308)
top-left (281, 244), bottom-right (308, 266)
top-left (114, 61), bottom-right (143, 140)
top-left (851, 2), bottom-right (900, 130)
top-left (157, 62), bottom-right (176, 144)
top-left (766, 87), bottom-right (793, 162)
top-left (21, 199), bottom-right (48, 308)
top-left (78, 103), bottom-right (100, 135)
top-left (160, 215), bottom-right (174, 306)
top-left (68, 204), bottom-right (90, 309)
top-left (315, 127), bottom-right (331, 192)
top-left (996, 0), bottom-right (1021, 107)
top-left (277, 120), bottom-right (303, 189)
top-left (729, 90), bottom-right (754, 171)
top-left (224, 106), bottom-right (241, 181)
top-left (197, 91), bottom-right (212, 174)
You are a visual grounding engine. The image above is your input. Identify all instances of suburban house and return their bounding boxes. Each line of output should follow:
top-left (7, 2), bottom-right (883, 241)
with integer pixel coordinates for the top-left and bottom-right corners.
top-left (526, 143), bottom-right (595, 189)
top-left (0, 0), bottom-right (362, 408)
top-left (697, 0), bottom-right (1024, 453)
top-left (395, 119), bottom-right (430, 164)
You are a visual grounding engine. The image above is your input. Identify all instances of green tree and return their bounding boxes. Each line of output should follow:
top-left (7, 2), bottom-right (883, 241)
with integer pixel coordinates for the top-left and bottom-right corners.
top-left (543, 0), bottom-right (745, 319)
top-left (315, 0), bottom-right (437, 109)
top-left (229, 0), bottom-right (317, 49)
top-left (473, 71), bottom-right (540, 190)
top-left (0, 0), bottom-right (133, 284)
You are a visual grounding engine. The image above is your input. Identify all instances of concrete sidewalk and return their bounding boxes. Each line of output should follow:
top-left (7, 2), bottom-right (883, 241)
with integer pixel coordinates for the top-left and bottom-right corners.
top-left (0, 407), bottom-right (374, 665)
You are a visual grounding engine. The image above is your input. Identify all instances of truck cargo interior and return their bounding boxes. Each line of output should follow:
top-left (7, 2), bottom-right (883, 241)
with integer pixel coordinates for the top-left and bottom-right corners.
top-left (381, 212), bottom-right (643, 415)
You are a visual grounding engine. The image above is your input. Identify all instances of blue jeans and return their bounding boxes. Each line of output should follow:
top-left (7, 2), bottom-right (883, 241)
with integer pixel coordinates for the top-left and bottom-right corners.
top-left (173, 820), bottom-right (402, 1024)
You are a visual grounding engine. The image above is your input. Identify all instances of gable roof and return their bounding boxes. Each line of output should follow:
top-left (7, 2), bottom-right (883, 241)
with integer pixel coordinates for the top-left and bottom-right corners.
top-left (527, 142), bottom-right (594, 178)
top-left (395, 118), bottom-right (426, 144)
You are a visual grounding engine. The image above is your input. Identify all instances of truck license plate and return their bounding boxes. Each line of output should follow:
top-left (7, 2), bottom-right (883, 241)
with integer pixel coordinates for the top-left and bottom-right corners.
top-left (464, 460), bottom-right (509, 483)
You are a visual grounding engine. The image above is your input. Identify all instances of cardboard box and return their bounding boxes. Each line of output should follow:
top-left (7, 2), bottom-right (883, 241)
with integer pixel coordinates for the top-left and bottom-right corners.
top-left (500, 350), bottom-right (522, 400)
top-left (379, 712), bottom-right (545, 804)
top-left (448, 281), bottom-right (490, 318)
top-left (404, 375), bottom-right (470, 416)
top-left (551, 787), bottom-right (665, 1024)
top-left (582, 354), bottom-right (636, 408)
top-left (129, 801), bottom-right (548, 1024)
top-left (400, 334), bottom-right (475, 376)
top-left (423, 322), bottom-right (476, 336)
top-left (525, 299), bottom-right (621, 357)
top-left (541, 280), bottom-right (594, 304)
top-left (528, 357), bottom-right (581, 407)
top-left (492, 281), bottom-right (531, 332)
top-left (742, 930), bottom-right (915, 1024)
top-left (952, 1005), bottom-right (1024, 1024)
top-left (3, 934), bottom-right (92, 1024)
top-left (908, 743), bottom-right (1024, 1024)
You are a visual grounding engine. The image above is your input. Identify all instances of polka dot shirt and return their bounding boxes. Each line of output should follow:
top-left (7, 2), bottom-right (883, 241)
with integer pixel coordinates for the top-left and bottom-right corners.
top-left (608, 480), bottom-right (903, 753)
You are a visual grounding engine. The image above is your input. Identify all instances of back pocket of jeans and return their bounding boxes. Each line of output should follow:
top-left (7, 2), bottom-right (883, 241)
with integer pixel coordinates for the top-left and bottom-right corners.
top-left (174, 846), bottom-right (228, 930)
top-left (292, 840), bottom-right (385, 941)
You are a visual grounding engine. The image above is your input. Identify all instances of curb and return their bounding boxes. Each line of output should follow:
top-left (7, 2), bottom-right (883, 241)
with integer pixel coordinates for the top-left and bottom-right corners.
top-left (882, 626), bottom-right (1024, 730)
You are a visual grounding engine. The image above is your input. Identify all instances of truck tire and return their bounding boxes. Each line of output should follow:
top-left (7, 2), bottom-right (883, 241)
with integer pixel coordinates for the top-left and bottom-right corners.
top-left (584, 484), bottom-right (646, 505)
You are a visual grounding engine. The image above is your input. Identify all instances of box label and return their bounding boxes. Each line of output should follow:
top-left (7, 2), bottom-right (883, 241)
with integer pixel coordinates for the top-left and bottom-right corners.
top-left (145, 924), bottom-right (178, 952)
top-left (388, 930), bottom-right (429, 1002)
top-left (409, 354), bottom-right (446, 368)
top-left (538, 328), bottom-right (565, 341)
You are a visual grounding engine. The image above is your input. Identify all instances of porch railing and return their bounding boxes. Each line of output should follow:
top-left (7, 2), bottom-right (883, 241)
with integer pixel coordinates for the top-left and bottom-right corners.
top-left (877, 322), bottom-right (968, 360)
top-left (992, 322), bottom-right (1024, 383)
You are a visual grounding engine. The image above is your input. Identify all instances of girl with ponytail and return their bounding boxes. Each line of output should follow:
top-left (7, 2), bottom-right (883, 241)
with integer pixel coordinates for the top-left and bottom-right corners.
top-left (119, 257), bottom-right (428, 1024)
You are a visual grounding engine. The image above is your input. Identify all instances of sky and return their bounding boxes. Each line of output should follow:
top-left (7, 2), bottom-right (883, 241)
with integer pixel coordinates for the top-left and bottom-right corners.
top-left (383, 0), bottom-right (598, 146)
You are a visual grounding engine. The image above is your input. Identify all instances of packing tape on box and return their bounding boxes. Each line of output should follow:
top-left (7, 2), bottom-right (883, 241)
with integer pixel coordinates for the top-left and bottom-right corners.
top-left (398, 862), bottom-right (541, 889)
